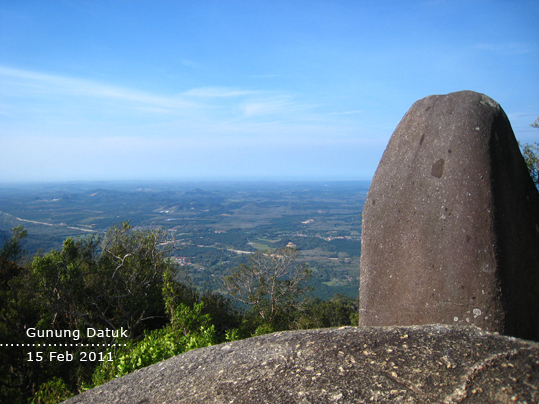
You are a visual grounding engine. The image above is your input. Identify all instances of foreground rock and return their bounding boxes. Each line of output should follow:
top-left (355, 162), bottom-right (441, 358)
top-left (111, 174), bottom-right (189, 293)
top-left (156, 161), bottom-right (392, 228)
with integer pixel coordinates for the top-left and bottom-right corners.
top-left (359, 91), bottom-right (539, 341)
top-left (64, 325), bottom-right (538, 403)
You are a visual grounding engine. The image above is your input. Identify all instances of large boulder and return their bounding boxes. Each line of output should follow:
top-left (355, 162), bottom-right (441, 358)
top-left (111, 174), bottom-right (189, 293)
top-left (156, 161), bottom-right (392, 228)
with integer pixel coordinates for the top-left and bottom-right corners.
top-left (63, 325), bottom-right (538, 403)
top-left (359, 91), bottom-right (539, 341)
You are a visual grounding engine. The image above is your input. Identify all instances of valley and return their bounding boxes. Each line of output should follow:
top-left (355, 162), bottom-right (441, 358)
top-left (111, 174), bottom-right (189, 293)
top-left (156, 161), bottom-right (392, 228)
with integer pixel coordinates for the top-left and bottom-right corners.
top-left (0, 181), bottom-right (369, 300)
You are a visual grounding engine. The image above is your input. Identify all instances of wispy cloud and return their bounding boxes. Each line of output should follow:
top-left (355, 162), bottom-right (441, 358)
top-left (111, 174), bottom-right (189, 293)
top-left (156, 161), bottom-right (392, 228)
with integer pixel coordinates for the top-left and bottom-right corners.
top-left (182, 86), bottom-right (256, 98)
top-left (0, 66), bottom-right (374, 154)
top-left (243, 101), bottom-right (287, 116)
top-left (0, 66), bottom-right (303, 121)
top-left (330, 110), bottom-right (363, 115)
top-left (180, 59), bottom-right (203, 69)
top-left (0, 66), bottom-right (199, 113)
top-left (475, 43), bottom-right (534, 55)
top-left (0, 66), bottom-right (385, 182)
top-left (241, 94), bottom-right (311, 117)
top-left (508, 112), bottom-right (537, 121)
top-left (249, 74), bottom-right (284, 79)
top-left (1, 66), bottom-right (346, 140)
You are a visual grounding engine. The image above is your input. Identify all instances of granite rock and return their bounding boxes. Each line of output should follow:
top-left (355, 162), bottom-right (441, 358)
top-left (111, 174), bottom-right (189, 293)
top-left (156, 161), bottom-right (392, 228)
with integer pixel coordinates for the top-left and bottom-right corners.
top-left (63, 325), bottom-right (539, 404)
top-left (359, 91), bottom-right (539, 341)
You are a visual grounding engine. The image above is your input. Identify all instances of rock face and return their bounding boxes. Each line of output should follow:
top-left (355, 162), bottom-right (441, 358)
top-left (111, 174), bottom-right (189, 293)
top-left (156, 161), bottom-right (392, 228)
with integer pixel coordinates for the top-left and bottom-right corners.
top-left (63, 325), bottom-right (538, 404)
top-left (359, 91), bottom-right (539, 341)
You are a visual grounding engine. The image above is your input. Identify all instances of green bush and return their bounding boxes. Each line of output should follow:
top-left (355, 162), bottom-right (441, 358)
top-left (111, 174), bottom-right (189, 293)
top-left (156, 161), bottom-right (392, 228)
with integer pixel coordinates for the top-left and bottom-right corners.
top-left (89, 302), bottom-right (216, 387)
top-left (31, 378), bottom-right (73, 404)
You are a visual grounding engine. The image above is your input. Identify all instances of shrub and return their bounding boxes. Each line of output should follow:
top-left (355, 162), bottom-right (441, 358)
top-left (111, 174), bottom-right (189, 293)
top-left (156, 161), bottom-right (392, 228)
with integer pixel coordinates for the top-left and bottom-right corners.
top-left (89, 302), bottom-right (216, 387)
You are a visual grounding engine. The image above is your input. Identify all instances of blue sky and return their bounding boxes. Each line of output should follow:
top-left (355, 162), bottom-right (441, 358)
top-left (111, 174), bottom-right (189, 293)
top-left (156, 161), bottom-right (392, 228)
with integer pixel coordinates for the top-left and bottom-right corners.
top-left (1, 0), bottom-right (538, 182)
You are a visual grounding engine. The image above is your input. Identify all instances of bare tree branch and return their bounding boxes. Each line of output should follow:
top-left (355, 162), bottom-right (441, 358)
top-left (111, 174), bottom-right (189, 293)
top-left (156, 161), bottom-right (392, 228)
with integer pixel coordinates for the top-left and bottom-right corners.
top-left (222, 248), bottom-right (312, 324)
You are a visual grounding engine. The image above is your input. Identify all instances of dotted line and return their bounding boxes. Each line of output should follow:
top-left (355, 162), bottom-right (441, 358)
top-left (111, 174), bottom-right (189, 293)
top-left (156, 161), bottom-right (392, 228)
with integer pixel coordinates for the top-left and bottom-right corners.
top-left (0, 343), bottom-right (127, 347)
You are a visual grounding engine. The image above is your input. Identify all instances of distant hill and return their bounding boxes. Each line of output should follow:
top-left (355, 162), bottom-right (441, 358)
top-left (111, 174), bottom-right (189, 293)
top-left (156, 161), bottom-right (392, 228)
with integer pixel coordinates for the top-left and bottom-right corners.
top-left (0, 181), bottom-right (369, 298)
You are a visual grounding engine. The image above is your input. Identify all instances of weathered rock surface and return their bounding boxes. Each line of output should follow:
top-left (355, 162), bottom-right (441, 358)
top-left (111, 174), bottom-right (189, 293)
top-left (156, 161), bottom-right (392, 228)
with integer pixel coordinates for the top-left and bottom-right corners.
top-left (359, 91), bottom-right (539, 341)
top-left (63, 325), bottom-right (538, 404)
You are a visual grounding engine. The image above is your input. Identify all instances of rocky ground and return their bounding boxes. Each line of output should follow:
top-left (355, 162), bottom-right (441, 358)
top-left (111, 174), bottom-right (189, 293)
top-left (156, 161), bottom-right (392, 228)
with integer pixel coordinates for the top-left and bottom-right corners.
top-left (63, 324), bottom-right (538, 404)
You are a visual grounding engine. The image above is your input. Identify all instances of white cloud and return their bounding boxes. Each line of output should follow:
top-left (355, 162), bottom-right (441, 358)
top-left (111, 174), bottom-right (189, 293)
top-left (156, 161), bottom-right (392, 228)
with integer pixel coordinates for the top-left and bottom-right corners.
top-left (242, 96), bottom-right (300, 117)
top-left (0, 65), bottom-right (387, 181)
top-left (0, 66), bottom-right (199, 113)
top-left (0, 66), bottom-right (308, 122)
